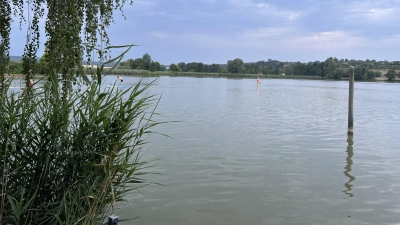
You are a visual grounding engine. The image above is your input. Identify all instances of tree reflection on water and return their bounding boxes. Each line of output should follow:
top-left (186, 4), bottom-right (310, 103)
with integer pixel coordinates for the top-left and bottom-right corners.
top-left (343, 133), bottom-right (355, 198)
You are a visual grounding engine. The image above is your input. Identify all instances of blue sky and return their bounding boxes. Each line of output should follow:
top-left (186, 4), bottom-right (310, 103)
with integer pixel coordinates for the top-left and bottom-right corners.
top-left (9, 0), bottom-right (400, 64)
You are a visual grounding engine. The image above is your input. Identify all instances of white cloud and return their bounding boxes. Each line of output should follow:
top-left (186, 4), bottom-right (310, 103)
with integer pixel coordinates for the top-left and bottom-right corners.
top-left (286, 31), bottom-right (367, 50)
top-left (370, 33), bottom-right (400, 46)
top-left (150, 28), bottom-right (373, 53)
top-left (150, 31), bottom-right (171, 39)
top-left (341, 1), bottom-right (400, 23)
top-left (240, 27), bottom-right (291, 39)
top-left (226, 0), bottom-right (306, 22)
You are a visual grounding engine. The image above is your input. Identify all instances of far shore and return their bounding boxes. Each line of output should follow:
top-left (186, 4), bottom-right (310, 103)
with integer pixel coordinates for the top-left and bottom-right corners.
top-left (5, 73), bottom-right (400, 82)
top-left (4, 74), bottom-right (45, 78)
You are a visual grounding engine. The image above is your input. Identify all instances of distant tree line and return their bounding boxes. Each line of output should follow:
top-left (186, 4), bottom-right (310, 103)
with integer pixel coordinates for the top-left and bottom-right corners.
top-left (169, 62), bottom-right (227, 73)
top-left (3, 53), bottom-right (49, 75)
top-left (119, 53), bottom-right (166, 72)
top-left (4, 53), bottom-right (400, 81)
top-left (167, 57), bottom-right (400, 81)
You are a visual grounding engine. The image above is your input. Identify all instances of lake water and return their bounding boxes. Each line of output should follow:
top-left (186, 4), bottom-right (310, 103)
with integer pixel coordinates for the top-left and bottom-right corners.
top-left (111, 76), bottom-right (400, 225)
top-left (11, 76), bottom-right (400, 224)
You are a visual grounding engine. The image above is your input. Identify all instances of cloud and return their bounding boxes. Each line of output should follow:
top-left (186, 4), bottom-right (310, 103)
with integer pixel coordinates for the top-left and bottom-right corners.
top-left (340, 0), bottom-right (400, 23)
top-left (241, 27), bottom-right (291, 39)
top-left (370, 33), bottom-right (400, 47)
top-left (116, 0), bottom-right (400, 62)
top-left (8, 0), bottom-right (400, 63)
top-left (150, 31), bottom-right (171, 39)
top-left (286, 31), bottom-right (367, 50)
top-left (150, 28), bottom-right (287, 49)
top-left (225, 0), bottom-right (307, 22)
top-left (151, 28), bottom-right (372, 53)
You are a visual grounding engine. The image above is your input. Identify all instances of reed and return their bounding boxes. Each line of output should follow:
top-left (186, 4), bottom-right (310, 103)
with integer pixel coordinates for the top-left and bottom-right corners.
top-left (0, 66), bottom-right (161, 224)
top-left (115, 70), bottom-right (324, 80)
top-left (106, 69), bottom-right (151, 76)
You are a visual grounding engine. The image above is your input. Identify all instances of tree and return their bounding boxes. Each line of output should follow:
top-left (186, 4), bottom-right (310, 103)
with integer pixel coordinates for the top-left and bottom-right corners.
top-left (267, 65), bottom-right (273, 74)
top-left (132, 58), bottom-right (144, 70)
top-left (283, 65), bottom-right (292, 75)
top-left (169, 63), bottom-right (181, 72)
top-left (196, 62), bottom-right (204, 72)
top-left (8, 60), bottom-right (23, 74)
top-left (353, 66), bottom-right (363, 80)
top-left (323, 57), bottom-right (339, 79)
top-left (183, 62), bottom-right (198, 72)
top-left (227, 58), bottom-right (245, 73)
top-left (331, 69), bottom-right (346, 80)
top-left (150, 61), bottom-right (161, 72)
top-left (367, 70), bottom-right (376, 80)
top-left (142, 53), bottom-right (152, 70)
top-left (178, 62), bottom-right (186, 71)
top-left (209, 64), bottom-right (222, 73)
top-left (221, 67), bottom-right (228, 73)
top-left (385, 69), bottom-right (397, 81)
top-left (121, 58), bottom-right (133, 68)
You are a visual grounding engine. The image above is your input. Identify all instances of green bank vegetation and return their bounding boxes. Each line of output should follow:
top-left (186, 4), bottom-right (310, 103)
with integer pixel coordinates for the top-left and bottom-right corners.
top-left (1, 0), bottom-right (161, 224)
top-left (113, 54), bottom-right (400, 81)
top-left (6, 53), bottom-right (400, 82)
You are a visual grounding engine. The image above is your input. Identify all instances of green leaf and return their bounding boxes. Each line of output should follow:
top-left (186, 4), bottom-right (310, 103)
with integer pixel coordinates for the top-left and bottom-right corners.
top-left (104, 44), bottom-right (139, 49)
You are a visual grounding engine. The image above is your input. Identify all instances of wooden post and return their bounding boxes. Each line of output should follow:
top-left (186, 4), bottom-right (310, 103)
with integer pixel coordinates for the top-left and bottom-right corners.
top-left (348, 66), bottom-right (354, 133)
top-left (108, 215), bottom-right (118, 225)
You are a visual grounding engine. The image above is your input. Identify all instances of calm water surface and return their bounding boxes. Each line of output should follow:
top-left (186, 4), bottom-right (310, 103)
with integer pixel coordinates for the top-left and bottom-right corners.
top-left (14, 76), bottom-right (400, 224)
top-left (111, 76), bottom-right (400, 225)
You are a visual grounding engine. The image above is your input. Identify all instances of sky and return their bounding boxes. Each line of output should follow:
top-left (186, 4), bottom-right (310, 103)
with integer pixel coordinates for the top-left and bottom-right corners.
top-left (8, 0), bottom-right (400, 65)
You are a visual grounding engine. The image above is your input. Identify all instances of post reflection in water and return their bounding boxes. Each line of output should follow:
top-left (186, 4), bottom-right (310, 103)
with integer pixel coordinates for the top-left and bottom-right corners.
top-left (343, 133), bottom-right (355, 198)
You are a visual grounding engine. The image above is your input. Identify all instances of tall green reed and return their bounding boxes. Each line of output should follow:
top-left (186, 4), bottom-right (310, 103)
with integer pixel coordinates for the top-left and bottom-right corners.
top-left (0, 64), bottom-right (161, 224)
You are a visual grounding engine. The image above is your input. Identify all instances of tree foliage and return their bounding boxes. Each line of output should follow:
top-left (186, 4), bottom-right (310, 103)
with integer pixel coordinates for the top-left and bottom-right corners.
top-left (156, 57), bottom-right (394, 81)
top-left (120, 53), bottom-right (162, 71)
top-left (142, 53), bottom-right (152, 70)
top-left (0, 0), bottom-right (165, 224)
top-left (1, 0), bottom-right (134, 93)
top-left (227, 58), bottom-right (245, 73)
top-left (150, 61), bottom-right (161, 72)
top-left (169, 63), bottom-right (181, 72)
top-left (385, 69), bottom-right (397, 81)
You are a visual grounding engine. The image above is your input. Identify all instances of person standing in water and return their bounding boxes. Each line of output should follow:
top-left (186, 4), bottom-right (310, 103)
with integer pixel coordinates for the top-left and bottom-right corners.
top-left (256, 77), bottom-right (261, 85)
top-left (29, 79), bottom-right (34, 87)
top-left (116, 76), bottom-right (123, 85)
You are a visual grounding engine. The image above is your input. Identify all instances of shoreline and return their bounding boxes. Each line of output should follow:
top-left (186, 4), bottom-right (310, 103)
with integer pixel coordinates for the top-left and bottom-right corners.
top-left (109, 72), bottom-right (400, 82)
top-left (6, 73), bottom-right (400, 83)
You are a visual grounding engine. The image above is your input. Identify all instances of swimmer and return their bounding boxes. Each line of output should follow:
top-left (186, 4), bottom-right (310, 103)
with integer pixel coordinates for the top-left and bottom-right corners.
top-left (116, 76), bottom-right (123, 85)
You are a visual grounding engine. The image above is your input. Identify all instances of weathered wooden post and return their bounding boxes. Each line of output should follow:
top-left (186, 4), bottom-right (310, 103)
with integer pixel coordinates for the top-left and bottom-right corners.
top-left (348, 66), bottom-right (354, 133)
top-left (108, 215), bottom-right (119, 225)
